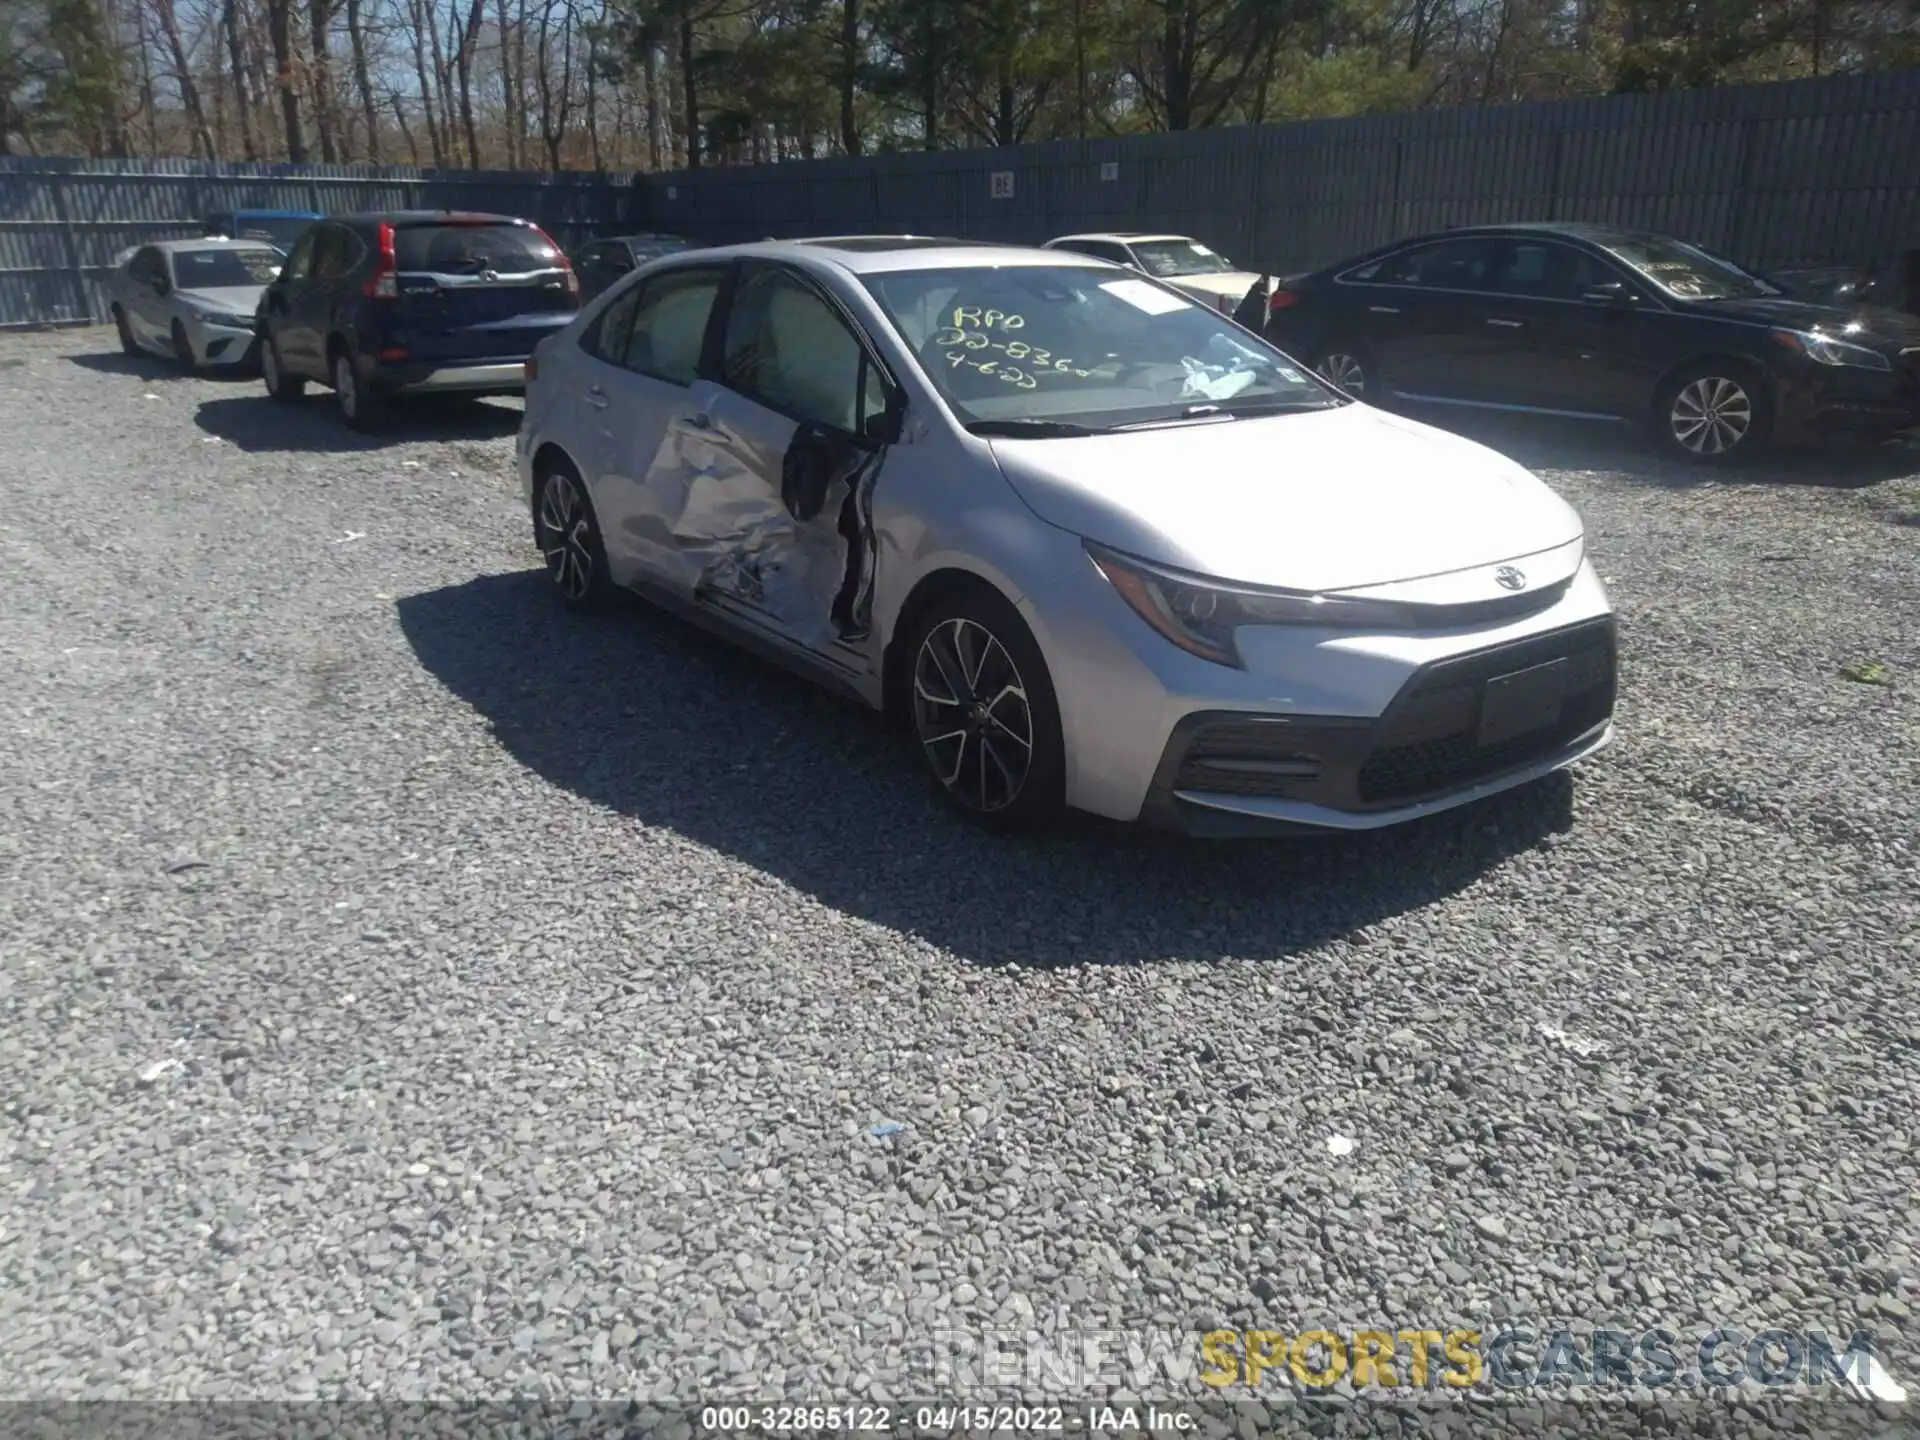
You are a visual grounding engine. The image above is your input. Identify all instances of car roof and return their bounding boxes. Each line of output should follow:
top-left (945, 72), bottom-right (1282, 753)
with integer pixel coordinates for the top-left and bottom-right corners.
top-left (1398, 221), bottom-right (1672, 248)
top-left (600, 233), bottom-right (692, 244)
top-left (151, 237), bottom-right (282, 253)
top-left (211, 208), bottom-right (322, 220)
top-left (663, 236), bottom-right (1109, 275)
top-left (1050, 232), bottom-right (1192, 244)
top-left (330, 209), bottom-right (534, 227)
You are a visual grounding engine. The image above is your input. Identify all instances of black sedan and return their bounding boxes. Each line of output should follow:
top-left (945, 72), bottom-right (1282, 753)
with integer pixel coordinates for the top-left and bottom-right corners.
top-left (1260, 223), bottom-right (1920, 463)
top-left (570, 232), bottom-right (700, 301)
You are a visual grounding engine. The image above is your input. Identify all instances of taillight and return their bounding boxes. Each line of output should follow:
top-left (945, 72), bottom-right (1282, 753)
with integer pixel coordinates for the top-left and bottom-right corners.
top-left (1268, 288), bottom-right (1299, 311)
top-left (523, 357), bottom-right (539, 383)
top-left (363, 221), bottom-right (398, 299)
top-left (532, 224), bottom-right (579, 298)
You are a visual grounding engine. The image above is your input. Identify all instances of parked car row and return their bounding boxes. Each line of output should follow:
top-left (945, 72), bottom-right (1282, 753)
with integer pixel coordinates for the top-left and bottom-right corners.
top-left (106, 208), bottom-right (1918, 464)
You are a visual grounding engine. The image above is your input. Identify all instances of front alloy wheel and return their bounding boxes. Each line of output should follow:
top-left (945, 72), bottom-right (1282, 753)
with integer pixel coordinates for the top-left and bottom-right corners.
top-left (911, 617), bottom-right (1035, 815)
top-left (1668, 375), bottom-right (1753, 458)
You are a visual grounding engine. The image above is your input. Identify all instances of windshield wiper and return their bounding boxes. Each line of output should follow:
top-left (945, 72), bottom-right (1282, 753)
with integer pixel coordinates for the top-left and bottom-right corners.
top-left (966, 418), bottom-right (1107, 438)
top-left (1209, 397), bottom-right (1341, 416)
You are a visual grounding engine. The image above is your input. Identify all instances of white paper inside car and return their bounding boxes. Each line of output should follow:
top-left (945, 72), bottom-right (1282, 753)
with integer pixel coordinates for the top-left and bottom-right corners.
top-left (1101, 279), bottom-right (1191, 315)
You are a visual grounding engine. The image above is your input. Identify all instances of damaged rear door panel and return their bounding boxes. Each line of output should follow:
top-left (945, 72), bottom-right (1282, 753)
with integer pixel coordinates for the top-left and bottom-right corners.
top-left (634, 261), bottom-right (900, 667)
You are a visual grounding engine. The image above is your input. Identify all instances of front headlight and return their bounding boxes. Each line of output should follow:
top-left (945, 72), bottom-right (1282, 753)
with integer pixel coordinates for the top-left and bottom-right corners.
top-left (1773, 328), bottom-right (1892, 371)
top-left (1086, 543), bottom-right (1413, 668)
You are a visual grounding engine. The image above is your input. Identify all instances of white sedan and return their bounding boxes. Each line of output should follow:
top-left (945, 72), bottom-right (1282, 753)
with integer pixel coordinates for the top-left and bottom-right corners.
top-left (105, 239), bottom-right (283, 370)
top-left (516, 237), bottom-right (1616, 835)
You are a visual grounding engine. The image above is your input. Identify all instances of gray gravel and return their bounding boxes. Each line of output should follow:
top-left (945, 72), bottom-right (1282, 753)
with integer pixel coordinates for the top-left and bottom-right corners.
top-left (1, 329), bottom-right (1916, 1415)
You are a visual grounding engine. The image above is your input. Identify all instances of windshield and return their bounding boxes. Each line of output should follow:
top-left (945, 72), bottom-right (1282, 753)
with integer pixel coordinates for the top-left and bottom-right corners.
top-left (234, 218), bottom-right (314, 251)
top-left (170, 247), bottom-right (283, 287)
top-left (1599, 234), bottom-right (1784, 301)
top-left (861, 264), bottom-right (1340, 432)
top-left (1130, 239), bottom-right (1237, 278)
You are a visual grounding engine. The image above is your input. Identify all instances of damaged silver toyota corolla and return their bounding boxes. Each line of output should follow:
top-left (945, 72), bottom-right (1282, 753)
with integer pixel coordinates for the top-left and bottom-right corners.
top-left (516, 237), bottom-right (1617, 835)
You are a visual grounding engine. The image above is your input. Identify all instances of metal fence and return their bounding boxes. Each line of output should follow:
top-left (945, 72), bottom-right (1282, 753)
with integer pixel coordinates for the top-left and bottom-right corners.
top-left (639, 68), bottom-right (1920, 276)
top-left (5, 69), bottom-right (1918, 329)
top-left (0, 158), bottom-right (640, 328)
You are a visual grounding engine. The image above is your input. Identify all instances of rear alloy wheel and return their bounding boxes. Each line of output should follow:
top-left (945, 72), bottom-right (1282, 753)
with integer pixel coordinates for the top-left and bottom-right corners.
top-left (261, 337), bottom-right (304, 402)
top-left (112, 305), bottom-right (138, 357)
top-left (906, 589), bottom-right (1064, 829)
top-left (333, 350), bottom-right (391, 432)
top-left (1658, 365), bottom-right (1769, 464)
top-left (1314, 343), bottom-right (1371, 398)
top-left (533, 461), bottom-right (614, 613)
top-left (171, 319), bottom-right (196, 371)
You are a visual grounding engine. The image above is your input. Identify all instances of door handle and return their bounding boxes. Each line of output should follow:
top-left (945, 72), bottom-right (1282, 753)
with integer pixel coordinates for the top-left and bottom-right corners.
top-left (677, 411), bottom-right (713, 431)
top-left (585, 386), bottom-right (608, 409)
top-left (1368, 305), bottom-right (1400, 314)
top-left (1486, 318), bottom-right (1523, 328)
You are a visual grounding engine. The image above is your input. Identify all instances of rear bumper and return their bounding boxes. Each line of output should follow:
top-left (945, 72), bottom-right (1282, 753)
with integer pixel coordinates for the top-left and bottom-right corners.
top-left (376, 360), bottom-right (527, 395)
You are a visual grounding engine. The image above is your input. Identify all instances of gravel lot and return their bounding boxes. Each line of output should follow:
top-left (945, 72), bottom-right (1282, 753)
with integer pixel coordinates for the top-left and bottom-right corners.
top-left (1, 326), bottom-right (1916, 1417)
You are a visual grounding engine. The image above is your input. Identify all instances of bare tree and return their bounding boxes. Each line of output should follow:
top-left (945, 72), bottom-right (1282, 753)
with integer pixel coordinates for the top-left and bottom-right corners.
top-left (345, 0), bottom-right (381, 159)
top-left (265, 0), bottom-right (308, 158)
top-left (149, 0), bottom-right (217, 157)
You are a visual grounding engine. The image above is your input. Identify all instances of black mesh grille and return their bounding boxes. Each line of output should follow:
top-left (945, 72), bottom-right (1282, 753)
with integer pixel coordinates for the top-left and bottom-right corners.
top-left (1357, 620), bottom-right (1616, 805)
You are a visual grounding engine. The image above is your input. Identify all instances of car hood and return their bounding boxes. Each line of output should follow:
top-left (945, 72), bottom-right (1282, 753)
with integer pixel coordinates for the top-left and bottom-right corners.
top-left (988, 403), bottom-right (1584, 593)
top-left (1684, 294), bottom-right (1920, 346)
top-left (175, 284), bottom-right (269, 315)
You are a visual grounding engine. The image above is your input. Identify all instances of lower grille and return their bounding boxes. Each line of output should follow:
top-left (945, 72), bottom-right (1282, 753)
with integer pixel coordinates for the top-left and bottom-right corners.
top-left (1357, 619), bottom-right (1616, 805)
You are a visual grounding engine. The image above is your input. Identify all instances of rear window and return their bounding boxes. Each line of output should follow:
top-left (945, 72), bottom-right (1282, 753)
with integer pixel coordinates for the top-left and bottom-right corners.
top-left (394, 223), bottom-right (560, 275)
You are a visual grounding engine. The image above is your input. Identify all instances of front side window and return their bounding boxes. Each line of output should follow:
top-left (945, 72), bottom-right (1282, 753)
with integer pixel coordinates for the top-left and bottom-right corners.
top-left (863, 264), bottom-right (1339, 433)
top-left (170, 247), bottom-right (283, 288)
top-left (1130, 238), bottom-right (1237, 278)
top-left (623, 266), bottom-right (724, 385)
top-left (311, 226), bottom-right (354, 281)
top-left (1599, 233), bottom-right (1783, 301)
top-left (722, 266), bottom-right (873, 434)
top-left (1055, 240), bottom-right (1128, 265)
top-left (282, 229), bottom-right (319, 282)
top-left (128, 248), bottom-right (163, 285)
top-left (1486, 241), bottom-right (1615, 299)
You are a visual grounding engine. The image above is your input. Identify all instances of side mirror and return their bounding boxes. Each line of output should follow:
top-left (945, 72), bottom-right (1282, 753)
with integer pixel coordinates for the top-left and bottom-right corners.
top-left (151, 275), bottom-right (171, 296)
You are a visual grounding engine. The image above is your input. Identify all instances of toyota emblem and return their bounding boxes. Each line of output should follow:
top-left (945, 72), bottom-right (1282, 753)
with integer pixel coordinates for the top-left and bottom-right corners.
top-left (1495, 566), bottom-right (1527, 592)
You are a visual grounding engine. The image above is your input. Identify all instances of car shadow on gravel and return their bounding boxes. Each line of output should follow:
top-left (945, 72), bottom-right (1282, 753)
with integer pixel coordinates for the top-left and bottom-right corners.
top-left (193, 392), bottom-right (522, 451)
top-left (398, 570), bottom-right (1579, 968)
top-left (66, 351), bottom-right (254, 383)
top-left (1415, 410), bottom-right (1920, 490)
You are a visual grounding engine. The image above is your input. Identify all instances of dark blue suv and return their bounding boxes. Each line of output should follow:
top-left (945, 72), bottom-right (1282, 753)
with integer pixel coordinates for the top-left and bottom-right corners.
top-left (256, 210), bottom-right (580, 430)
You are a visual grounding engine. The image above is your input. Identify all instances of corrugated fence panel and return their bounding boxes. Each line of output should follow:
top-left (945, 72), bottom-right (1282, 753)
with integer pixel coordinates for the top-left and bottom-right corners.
top-left (4, 70), bottom-right (1919, 327)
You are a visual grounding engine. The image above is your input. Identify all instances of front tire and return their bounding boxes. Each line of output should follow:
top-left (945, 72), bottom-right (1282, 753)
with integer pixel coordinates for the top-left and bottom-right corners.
top-left (261, 337), bottom-right (305, 402)
top-left (533, 459), bottom-right (616, 614)
top-left (112, 305), bottom-right (138, 357)
top-left (903, 585), bottom-right (1065, 830)
top-left (171, 319), bottom-right (197, 371)
top-left (1656, 363), bottom-right (1771, 464)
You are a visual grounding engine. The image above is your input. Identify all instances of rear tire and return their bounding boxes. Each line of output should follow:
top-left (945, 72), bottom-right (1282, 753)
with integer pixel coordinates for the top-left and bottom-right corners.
top-left (1313, 339), bottom-right (1376, 400)
top-left (112, 305), bottom-right (138, 357)
top-left (261, 336), bottom-right (305, 402)
top-left (533, 457), bottom-right (616, 614)
top-left (901, 583), bottom-right (1066, 832)
top-left (1654, 362), bottom-right (1771, 465)
top-left (333, 348), bottom-right (392, 432)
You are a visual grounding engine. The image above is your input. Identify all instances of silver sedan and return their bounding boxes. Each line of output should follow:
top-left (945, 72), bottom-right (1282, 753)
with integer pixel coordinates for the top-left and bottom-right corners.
top-left (516, 237), bottom-right (1617, 835)
top-left (106, 239), bottom-right (282, 370)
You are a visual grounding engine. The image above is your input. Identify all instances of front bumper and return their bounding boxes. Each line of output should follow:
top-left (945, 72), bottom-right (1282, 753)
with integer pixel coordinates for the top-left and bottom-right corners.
top-left (185, 317), bottom-right (260, 367)
top-left (1775, 351), bottom-right (1920, 441)
top-left (1138, 616), bottom-right (1617, 835)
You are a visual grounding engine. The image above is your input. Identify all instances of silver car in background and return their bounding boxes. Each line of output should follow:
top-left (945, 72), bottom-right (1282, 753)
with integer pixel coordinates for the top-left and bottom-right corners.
top-left (106, 239), bottom-right (283, 370)
top-left (516, 237), bottom-right (1617, 836)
